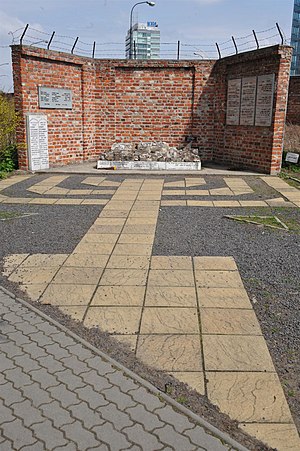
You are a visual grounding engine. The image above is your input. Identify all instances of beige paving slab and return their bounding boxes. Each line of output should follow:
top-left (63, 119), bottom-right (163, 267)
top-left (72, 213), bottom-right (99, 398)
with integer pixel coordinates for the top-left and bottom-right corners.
top-left (186, 190), bottom-right (210, 196)
top-left (131, 202), bottom-right (160, 210)
top-left (145, 286), bottom-right (197, 307)
top-left (209, 188), bottom-right (233, 196)
top-left (238, 200), bottom-right (268, 207)
top-left (240, 423), bottom-right (300, 451)
top-left (206, 372), bottom-right (293, 423)
top-left (201, 308), bottom-right (262, 335)
top-left (185, 178), bottom-right (206, 187)
top-left (136, 194), bottom-right (162, 200)
top-left (55, 199), bottom-right (83, 205)
top-left (100, 210), bottom-right (130, 218)
top-left (45, 187), bottom-right (70, 195)
top-left (99, 180), bottom-right (121, 187)
top-left (73, 242), bottom-right (115, 255)
top-left (28, 198), bottom-right (58, 205)
top-left (2, 197), bottom-right (31, 204)
top-left (122, 224), bottom-right (156, 234)
top-left (27, 186), bottom-right (50, 194)
top-left (53, 267), bottom-right (103, 285)
top-left (164, 181), bottom-right (185, 188)
top-left (81, 199), bottom-right (109, 205)
top-left (94, 217), bottom-right (126, 225)
top-left (107, 255), bottom-right (150, 270)
top-left (140, 307), bottom-right (199, 334)
top-left (99, 268), bottom-right (148, 286)
top-left (187, 200), bottom-right (214, 207)
top-left (64, 253), bottom-right (109, 268)
top-left (110, 193), bottom-right (138, 200)
top-left (127, 211), bottom-right (158, 219)
top-left (151, 256), bottom-right (193, 270)
top-left (68, 189), bottom-right (94, 195)
top-left (3, 254), bottom-right (29, 275)
top-left (81, 233), bottom-right (119, 244)
top-left (162, 190), bottom-right (186, 196)
top-left (136, 335), bottom-right (203, 371)
top-left (104, 201), bottom-right (134, 210)
top-left (89, 224), bottom-right (124, 234)
top-left (84, 306), bottom-right (142, 334)
top-left (19, 283), bottom-right (48, 302)
top-left (213, 200), bottom-right (241, 207)
top-left (195, 270), bottom-right (244, 288)
top-left (193, 256), bottom-right (237, 271)
top-left (148, 269), bottom-right (194, 287)
top-left (118, 234), bottom-right (154, 245)
top-left (91, 286), bottom-right (145, 306)
top-left (40, 284), bottom-right (96, 306)
top-left (161, 200), bottom-right (187, 206)
top-left (8, 267), bottom-right (59, 285)
top-left (21, 254), bottom-right (68, 267)
top-left (169, 372), bottom-right (205, 395)
top-left (197, 287), bottom-right (252, 309)
top-left (112, 243), bottom-right (153, 256)
top-left (203, 335), bottom-right (275, 371)
top-left (59, 306), bottom-right (87, 321)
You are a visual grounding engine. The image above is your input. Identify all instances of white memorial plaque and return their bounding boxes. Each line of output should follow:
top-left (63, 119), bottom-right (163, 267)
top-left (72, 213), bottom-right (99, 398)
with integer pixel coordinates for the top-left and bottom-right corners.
top-left (240, 76), bottom-right (257, 126)
top-left (26, 114), bottom-right (49, 171)
top-left (226, 79), bottom-right (241, 125)
top-left (38, 87), bottom-right (72, 109)
top-left (285, 152), bottom-right (299, 163)
top-left (255, 74), bottom-right (275, 127)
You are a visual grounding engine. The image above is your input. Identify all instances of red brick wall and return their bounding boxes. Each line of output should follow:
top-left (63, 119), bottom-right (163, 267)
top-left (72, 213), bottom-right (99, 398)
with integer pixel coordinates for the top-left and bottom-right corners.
top-left (286, 76), bottom-right (300, 124)
top-left (12, 44), bottom-right (292, 174)
top-left (213, 46), bottom-right (292, 174)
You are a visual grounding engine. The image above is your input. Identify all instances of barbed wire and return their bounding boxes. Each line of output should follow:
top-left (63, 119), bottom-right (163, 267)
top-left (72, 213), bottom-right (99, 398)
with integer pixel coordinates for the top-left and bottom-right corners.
top-left (7, 23), bottom-right (288, 60)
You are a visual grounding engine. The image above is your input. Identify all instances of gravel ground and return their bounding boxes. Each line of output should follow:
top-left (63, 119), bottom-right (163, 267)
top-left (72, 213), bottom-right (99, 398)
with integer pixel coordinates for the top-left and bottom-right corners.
top-left (0, 173), bottom-right (299, 449)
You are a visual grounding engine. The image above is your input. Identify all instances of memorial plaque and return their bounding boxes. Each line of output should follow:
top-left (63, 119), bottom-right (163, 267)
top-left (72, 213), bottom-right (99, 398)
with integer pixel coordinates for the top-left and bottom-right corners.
top-left (26, 114), bottom-right (49, 171)
top-left (38, 87), bottom-right (72, 109)
top-left (226, 79), bottom-right (241, 125)
top-left (255, 74), bottom-right (275, 127)
top-left (240, 76), bottom-right (257, 126)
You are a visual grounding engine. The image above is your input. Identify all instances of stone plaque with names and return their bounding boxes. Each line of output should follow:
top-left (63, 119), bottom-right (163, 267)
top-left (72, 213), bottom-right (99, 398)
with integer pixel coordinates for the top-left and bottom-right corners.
top-left (255, 74), bottom-right (275, 127)
top-left (240, 76), bottom-right (257, 126)
top-left (38, 87), bottom-right (72, 109)
top-left (226, 78), bottom-right (241, 125)
top-left (26, 114), bottom-right (49, 171)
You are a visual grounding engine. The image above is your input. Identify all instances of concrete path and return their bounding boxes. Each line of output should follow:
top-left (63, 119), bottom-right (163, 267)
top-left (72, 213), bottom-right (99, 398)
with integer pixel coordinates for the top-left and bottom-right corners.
top-left (0, 286), bottom-right (245, 451)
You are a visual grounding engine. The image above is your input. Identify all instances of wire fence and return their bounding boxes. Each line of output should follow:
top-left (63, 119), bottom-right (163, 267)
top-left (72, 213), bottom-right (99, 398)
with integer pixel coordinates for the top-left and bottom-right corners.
top-left (6, 23), bottom-right (289, 60)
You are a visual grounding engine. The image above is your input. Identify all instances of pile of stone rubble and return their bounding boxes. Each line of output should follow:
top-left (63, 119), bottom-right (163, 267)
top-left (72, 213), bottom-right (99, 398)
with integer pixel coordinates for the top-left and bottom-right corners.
top-left (99, 142), bottom-right (200, 163)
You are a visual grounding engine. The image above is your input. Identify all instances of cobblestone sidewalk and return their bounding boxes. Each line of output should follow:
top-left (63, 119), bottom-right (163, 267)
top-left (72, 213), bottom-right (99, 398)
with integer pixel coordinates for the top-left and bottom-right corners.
top-left (0, 286), bottom-right (247, 451)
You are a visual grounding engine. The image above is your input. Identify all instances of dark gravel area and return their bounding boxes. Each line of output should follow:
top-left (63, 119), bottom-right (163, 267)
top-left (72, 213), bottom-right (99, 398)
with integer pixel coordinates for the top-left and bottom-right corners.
top-left (154, 205), bottom-right (300, 432)
top-left (0, 204), bottom-right (101, 257)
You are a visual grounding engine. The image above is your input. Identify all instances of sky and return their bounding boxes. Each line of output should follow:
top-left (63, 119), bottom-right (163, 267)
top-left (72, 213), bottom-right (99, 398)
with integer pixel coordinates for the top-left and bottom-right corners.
top-left (0, 0), bottom-right (295, 92)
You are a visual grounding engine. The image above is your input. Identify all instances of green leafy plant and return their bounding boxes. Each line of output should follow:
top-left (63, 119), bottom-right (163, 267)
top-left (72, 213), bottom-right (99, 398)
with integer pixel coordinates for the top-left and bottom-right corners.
top-left (0, 92), bottom-right (19, 176)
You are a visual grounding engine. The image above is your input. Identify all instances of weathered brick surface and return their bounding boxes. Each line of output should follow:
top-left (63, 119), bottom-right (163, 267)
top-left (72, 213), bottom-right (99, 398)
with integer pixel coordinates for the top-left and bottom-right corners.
top-left (286, 76), bottom-right (300, 124)
top-left (12, 44), bottom-right (292, 174)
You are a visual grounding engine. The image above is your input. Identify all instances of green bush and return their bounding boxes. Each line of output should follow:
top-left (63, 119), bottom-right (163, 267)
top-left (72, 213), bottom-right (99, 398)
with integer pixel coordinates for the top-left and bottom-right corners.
top-left (0, 93), bottom-right (19, 176)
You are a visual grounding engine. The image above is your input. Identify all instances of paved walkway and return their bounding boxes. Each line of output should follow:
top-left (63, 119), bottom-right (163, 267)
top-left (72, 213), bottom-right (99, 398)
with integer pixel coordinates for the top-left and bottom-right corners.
top-left (0, 286), bottom-right (245, 451)
top-left (1, 174), bottom-right (300, 450)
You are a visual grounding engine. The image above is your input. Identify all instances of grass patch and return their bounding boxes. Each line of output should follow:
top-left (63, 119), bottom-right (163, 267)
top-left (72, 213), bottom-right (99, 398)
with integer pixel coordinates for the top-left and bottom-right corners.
top-left (224, 215), bottom-right (288, 230)
top-left (0, 211), bottom-right (22, 220)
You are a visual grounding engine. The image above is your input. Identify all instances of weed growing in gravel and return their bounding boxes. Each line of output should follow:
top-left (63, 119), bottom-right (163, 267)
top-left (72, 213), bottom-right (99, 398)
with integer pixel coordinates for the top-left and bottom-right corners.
top-left (176, 396), bottom-right (188, 405)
